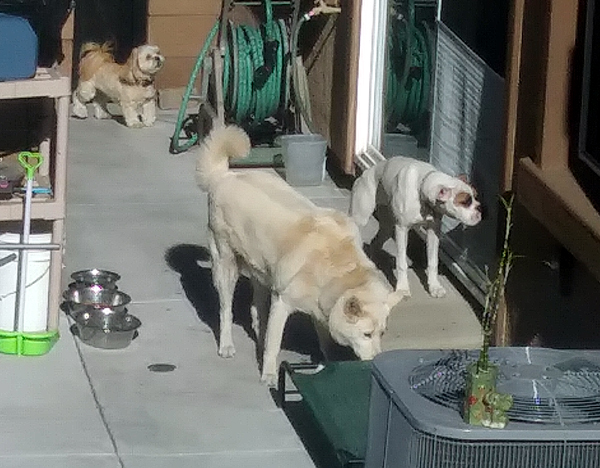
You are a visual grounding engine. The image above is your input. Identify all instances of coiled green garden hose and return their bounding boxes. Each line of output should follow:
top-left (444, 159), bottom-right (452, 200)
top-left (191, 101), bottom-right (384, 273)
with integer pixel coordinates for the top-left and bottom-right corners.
top-left (169, 22), bottom-right (219, 154)
top-left (385, 0), bottom-right (433, 135)
top-left (170, 0), bottom-right (291, 154)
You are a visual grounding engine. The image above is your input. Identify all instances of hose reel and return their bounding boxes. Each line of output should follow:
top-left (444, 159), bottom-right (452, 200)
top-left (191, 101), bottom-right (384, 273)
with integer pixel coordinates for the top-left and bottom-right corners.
top-left (170, 0), bottom-right (339, 155)
top-left (385, 0), bottom-right (435, 137)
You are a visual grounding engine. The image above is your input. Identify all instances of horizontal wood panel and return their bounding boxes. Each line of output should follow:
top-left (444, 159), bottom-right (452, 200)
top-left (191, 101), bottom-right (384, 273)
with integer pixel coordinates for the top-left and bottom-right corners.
top-left (517, 157), bottom-right (600, 281)
top-left (155, 56), bottom-right (201, 90)
top-left (147, 15), bottom-right (218, 57)
top-left (148, 0), bottom-right (221, 16)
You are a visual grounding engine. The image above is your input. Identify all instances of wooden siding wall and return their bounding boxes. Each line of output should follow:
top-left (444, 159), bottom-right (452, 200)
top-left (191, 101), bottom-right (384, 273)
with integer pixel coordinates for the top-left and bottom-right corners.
top-left (305, 0), bottom-right (361, 174)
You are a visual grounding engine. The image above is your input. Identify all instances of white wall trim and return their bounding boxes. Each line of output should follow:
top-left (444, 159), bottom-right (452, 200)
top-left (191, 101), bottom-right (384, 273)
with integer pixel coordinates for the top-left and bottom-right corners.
top-left (355, 144), bottom-right (387, 171)
top-left (354, 0), bottom-right (388, 161)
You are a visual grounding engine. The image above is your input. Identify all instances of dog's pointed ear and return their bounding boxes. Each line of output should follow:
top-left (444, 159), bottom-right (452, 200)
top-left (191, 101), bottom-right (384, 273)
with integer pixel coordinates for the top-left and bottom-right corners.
top-left (343, 296), bottom-right (364, 323)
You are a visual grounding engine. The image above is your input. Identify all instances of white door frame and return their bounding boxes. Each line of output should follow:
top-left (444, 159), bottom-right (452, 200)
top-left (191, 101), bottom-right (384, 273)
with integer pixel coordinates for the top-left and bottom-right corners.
top-left (354, 0), bottom-right (388, 170)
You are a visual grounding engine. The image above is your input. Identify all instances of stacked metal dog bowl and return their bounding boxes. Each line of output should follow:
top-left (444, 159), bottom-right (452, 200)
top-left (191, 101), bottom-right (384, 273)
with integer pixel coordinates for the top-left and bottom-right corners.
top-left (63, 269), bottom-right (141, 349)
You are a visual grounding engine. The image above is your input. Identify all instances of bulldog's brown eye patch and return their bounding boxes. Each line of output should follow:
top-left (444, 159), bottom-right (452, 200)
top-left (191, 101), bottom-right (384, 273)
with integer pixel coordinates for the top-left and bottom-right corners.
top-left (455, 192), bottom-right (473, 207)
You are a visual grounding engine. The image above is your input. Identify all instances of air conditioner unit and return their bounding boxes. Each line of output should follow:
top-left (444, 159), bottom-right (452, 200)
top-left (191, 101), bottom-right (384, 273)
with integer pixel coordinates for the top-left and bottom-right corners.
top-left (365, 348), bottom-right (600, 468)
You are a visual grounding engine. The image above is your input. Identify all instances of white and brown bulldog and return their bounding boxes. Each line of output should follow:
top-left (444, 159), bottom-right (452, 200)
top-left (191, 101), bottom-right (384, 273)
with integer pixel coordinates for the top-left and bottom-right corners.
top-left (351, 156), bottom-right (482, 298)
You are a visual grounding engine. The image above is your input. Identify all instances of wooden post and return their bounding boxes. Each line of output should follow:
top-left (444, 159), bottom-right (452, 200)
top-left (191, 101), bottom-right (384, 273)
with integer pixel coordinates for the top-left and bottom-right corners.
top-left (501, 0), bottom-right (526, 192)
top-left (493, 295), bottom-right (511, 346)
top-left (538, 0), bottom-right (579, 171)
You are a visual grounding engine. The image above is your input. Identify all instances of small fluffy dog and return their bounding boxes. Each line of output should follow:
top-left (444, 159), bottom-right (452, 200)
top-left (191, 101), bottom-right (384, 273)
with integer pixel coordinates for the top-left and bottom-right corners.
top-left (197, 125), bottom-right (404, 385)
top-left (351, 156), bottom-right (482, 298)
top-left (72, 42), bottom-right (164, 128)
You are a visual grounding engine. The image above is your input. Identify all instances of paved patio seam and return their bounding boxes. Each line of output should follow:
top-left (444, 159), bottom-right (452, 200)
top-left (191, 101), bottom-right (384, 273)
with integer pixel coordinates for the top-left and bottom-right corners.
top-left (71, 330), bottom-right (126, 468)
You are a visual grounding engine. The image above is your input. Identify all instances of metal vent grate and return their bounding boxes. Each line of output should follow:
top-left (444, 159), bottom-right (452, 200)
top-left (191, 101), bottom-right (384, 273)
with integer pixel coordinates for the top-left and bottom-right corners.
top-left (407, 427), bottom-right (600, 468)
top-left (410, 349), bottom-right (600, 425)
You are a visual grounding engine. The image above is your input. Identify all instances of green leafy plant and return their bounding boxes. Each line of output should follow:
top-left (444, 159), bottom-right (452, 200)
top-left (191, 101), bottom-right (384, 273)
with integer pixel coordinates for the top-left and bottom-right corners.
top-left (477, 194), bottom-right (516, 372)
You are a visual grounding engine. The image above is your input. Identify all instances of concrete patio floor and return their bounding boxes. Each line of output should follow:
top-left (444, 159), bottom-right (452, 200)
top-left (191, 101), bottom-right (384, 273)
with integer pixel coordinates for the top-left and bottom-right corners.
top-left (0, 111), bottom-right (482, 467)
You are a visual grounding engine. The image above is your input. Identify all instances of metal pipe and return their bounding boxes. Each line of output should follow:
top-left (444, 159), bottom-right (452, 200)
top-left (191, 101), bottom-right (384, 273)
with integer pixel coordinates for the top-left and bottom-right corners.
top-left (0, 243), bottom-right (61, 250)
top-left (0, 254), bottom-right (17, 267)
top-left (232, 1), bottom-right (293, 5)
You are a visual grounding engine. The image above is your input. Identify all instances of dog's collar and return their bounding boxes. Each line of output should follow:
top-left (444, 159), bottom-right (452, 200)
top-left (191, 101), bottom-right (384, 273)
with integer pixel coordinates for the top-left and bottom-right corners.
top-left (119, 77), bottom-right (153, 87)
top-left (420, 170), bottom-right (438, 190)
top-left (420, 169), bottom-right (444, 213)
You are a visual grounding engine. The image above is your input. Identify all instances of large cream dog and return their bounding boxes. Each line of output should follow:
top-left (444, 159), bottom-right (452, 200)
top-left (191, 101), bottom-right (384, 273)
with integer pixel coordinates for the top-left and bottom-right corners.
top-left (196, 125), bottom-right (403, 385)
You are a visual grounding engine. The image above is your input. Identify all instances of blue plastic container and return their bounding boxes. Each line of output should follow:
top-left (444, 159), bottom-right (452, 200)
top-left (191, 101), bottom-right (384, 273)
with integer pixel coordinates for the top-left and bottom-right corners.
top-left (0, 13), bottom-right (38, 81)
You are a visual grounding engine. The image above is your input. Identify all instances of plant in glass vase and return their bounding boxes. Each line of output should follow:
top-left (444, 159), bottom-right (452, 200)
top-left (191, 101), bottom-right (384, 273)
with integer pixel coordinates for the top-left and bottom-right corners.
top-left (463, 194), bottom-right (516, 428)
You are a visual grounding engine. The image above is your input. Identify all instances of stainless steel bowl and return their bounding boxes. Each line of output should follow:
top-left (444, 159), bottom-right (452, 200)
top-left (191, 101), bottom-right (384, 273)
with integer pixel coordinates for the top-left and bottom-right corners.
top-left (70, 269), bottom-right (120, 288)
top-left (65, 281), bottom-right (115, 297)
top-left (72, 309), bottom-right (141, 349)
top-left (63, 285), bottom-right (131, 315)
top-left (72, 305), bottom-right (128, 327)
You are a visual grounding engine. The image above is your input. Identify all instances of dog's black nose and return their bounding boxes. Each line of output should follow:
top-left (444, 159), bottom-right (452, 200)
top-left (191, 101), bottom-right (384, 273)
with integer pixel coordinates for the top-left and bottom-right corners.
top-left (477, 203), bottom-right (486, 220)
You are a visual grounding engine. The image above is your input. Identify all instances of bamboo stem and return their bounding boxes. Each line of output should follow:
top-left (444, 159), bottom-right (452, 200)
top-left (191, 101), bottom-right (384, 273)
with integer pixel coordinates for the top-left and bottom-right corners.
top-left (478, 195), bottom-right (515, 369)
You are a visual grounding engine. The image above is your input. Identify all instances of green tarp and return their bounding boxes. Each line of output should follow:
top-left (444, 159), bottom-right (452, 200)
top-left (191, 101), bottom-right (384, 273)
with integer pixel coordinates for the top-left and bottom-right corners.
top-left (288, 361), bottom-right (372, 466)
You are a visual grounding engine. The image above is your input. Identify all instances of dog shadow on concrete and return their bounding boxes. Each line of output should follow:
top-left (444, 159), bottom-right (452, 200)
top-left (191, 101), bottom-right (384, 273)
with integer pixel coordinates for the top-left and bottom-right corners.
top-left (165, 243), bottom-right (334, 365)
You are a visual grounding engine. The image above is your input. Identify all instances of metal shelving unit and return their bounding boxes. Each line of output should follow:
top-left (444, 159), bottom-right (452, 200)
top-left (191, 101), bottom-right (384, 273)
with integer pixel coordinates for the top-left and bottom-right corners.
top-left (0, 67), bottom-right (70, 335)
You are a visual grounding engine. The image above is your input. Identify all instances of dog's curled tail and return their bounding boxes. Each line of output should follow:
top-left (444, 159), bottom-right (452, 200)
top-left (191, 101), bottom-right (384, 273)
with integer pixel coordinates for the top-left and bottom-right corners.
top-left (78, 42), bottom-right (115, 81)
top-left (195, 125), bottom-right (251, 191)
top-left (350, 166), bottom-right (378, 227)
top-left (79, 42), bottom-right (113, 60)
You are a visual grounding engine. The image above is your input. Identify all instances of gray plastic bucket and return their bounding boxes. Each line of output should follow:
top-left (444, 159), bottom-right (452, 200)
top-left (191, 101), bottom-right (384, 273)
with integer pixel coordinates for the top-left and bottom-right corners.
top-left (280, 134), bottom-right (327, 186)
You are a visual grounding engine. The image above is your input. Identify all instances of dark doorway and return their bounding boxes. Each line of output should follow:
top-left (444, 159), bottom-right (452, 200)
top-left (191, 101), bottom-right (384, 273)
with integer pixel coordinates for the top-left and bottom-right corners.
top-left (72, 0), bottom-right (148, 84)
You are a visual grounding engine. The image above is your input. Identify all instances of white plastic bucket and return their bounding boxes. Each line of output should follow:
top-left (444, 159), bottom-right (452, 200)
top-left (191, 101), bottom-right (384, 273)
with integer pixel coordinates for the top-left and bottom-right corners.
top-left (0, 232), bottom-right (51, 332)
top-left (281, 134), bottom-right (327, 186)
